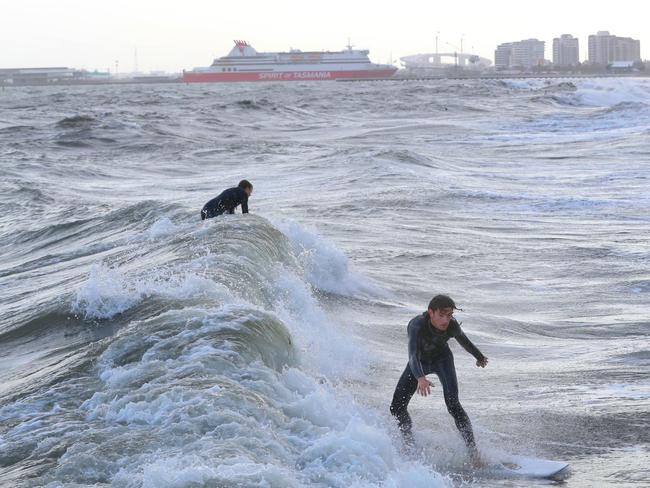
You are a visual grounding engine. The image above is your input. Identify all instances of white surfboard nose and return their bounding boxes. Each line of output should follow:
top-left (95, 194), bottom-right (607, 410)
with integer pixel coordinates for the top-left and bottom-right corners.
top-left (495, 454), bottom-right (570, 479)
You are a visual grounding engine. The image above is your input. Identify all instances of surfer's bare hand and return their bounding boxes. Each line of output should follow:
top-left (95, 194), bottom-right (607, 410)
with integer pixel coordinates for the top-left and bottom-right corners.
top-left (416, 377), bottom-right (434, 396)
top-left (476, 357), bottom-right (488, 368)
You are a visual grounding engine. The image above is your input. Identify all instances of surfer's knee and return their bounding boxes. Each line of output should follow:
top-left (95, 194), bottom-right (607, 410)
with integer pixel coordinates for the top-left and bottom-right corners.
top-left (389, 403), bottom-right (402, 417)
top-left (445, 396), bottom-right (464, 416)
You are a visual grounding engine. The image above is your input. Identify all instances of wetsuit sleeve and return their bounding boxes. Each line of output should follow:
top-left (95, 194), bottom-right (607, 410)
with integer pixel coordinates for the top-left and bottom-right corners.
top-left (407, 319), bottom-right (425, 378)
top-left (241, 195), bottom-right (249, 214)
top-left (455, 328), bottom-right (485, 361)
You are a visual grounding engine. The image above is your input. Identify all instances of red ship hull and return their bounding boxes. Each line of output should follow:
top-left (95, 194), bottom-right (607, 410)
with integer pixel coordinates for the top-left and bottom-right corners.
top-left (182, 68), bottom-right (397, 83)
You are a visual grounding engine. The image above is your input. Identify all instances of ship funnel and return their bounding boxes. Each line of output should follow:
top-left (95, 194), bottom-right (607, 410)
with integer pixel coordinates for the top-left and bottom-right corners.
top-left (229, 40), bottom-right (258, 57)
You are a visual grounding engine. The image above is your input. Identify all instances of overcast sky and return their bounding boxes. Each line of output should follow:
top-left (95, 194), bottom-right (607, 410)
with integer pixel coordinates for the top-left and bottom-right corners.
top-left (2, 0), bottom-right (648, 72)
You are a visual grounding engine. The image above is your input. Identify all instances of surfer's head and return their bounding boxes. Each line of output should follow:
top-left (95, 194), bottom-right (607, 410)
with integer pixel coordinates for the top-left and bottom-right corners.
top-left (427, 294), bottom-right (458, 331)
top-left (239, 179), bottom-right (253, 196)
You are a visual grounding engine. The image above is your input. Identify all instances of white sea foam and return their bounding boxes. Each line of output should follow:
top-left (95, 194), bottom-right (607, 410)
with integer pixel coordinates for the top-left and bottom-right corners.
top-left (60, 214), bottom-right (448, 486)
top-left (498, 77), bottom-right (650, 109)
top-left (71, 263), bottom-right (230, 319)
top-left (71, 264), bottom-right (140, 319)
top-left (132, 455), bottom-right (298, 488)
top-left (498, 79), bottom-right (550, 91)
top-left (273, 218), bottom-right (385, 297)
top-left (146, 216), bottom-right (178, 240)
top-left (573, 78), bottom-right (650, 107)
top-left (59, 298), bottom-right (451, 487)
top-left (271, 268), bottom-right (371, 379)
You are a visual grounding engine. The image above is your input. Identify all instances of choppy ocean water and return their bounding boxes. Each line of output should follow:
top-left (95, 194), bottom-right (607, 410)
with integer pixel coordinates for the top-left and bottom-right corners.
top-left (0, 78), bottom-right (649, 487)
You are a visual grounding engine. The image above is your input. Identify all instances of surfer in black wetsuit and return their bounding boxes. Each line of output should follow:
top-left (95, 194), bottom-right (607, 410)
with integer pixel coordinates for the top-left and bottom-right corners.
top-left (390, 294), bottom-right (488, 462)
top-left (201, 180), bottom-right (253, 220)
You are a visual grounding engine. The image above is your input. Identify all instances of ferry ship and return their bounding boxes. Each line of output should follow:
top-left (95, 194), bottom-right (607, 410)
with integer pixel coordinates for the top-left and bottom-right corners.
top-left (182, 40), bottom-right (397, 82)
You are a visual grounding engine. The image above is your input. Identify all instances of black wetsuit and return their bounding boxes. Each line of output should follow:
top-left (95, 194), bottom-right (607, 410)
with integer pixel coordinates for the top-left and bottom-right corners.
top-left (390, 313), bottom-right (485, 449)
top-left (201, 187), bottom-right (249, 220)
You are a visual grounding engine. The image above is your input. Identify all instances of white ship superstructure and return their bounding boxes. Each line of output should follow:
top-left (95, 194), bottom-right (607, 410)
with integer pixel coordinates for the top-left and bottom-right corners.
top-left (183, 40), bottom-right (397, 82)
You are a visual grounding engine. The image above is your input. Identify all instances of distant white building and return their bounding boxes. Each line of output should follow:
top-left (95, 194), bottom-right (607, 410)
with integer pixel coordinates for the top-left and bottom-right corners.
top-left (495, 39), bottom-right (545, 70)
top-left (513, 39), bottom-right (546, 68)
top-left (588, 31), bottom-right (641, 64)
top-left (495, 43), bottom-right (514, 70)
top-left (0, 67), bottom-right (75, 84)
top-left (553, 34), bottom-right (580, 67)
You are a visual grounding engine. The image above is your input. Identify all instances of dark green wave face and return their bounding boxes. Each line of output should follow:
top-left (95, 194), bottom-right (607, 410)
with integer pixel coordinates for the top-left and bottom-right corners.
top-left (1, 79), bottom-right (649, 487)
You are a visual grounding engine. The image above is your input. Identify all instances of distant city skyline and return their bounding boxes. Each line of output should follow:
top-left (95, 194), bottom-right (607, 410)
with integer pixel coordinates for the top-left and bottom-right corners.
top-left (1, 0), bottom-right (648, 72)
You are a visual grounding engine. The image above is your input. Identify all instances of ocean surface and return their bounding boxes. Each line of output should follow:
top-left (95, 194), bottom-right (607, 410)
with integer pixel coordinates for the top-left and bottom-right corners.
top-left (1, 77), bottom-right (649, 487)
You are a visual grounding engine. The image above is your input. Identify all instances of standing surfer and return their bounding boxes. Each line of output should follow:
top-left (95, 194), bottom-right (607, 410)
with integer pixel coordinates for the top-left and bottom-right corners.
top-left (390, 294), bottom-right (488, 463)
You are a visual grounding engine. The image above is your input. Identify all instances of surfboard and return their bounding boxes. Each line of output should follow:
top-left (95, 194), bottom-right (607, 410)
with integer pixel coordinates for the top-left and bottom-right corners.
top-left (489, 454), bottom-right (569, 479)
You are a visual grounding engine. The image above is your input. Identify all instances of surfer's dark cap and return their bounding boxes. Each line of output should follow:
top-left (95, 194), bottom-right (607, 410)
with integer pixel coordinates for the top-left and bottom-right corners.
top-left (428, 295), bottom-right (458, 311)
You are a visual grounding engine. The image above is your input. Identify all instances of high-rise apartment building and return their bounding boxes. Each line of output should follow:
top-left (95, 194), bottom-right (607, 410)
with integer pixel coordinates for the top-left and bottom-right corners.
top-left (495, 39), bottom-right (545, 69)
top-left (553, 34), bottom-right (580, 66)
top-left (588, 31), bottom-right (641, 64)
top-left (495, 43), bottom-right (514, 69)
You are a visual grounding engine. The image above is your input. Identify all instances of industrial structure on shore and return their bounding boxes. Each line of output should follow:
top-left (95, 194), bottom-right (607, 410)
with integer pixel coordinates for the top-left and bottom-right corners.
top-left (399, 52), bottom-right (492, 76)
top-left (0, 67), bottom-right (179, 86)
